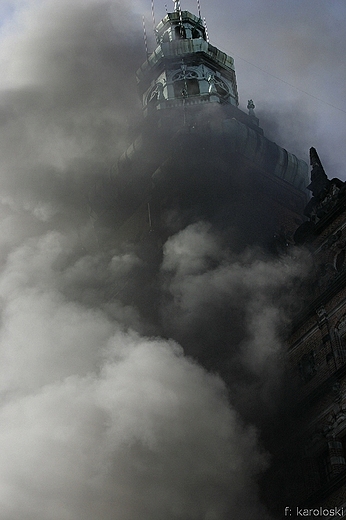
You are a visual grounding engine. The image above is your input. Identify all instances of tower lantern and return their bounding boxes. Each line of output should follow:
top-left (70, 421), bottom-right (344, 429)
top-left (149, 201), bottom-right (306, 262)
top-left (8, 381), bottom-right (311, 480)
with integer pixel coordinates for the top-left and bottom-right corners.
top-left (136, 7), bottom-right (239, 115)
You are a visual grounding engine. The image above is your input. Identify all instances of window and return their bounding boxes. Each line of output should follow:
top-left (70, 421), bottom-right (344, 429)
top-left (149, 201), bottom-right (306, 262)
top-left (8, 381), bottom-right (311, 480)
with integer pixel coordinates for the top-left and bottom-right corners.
top-left (146, 83), bottom-right (164, 108)
top-left (299, 350), bottom-right (316, 382)
top-left (208, 74), bottom-right (230, 101)
top-left (173, 79), bottom-right (199, 98)
top-left (192, 27), bottom-right (201, 38)
top-left (317, 450), bottom-right (332, 485)
top-left (335, 317), bottom-right (346, 363)
top-left (214, 77), bottom-right (230, 99)
top-left (174, 25), bottom-right (186, 39)
top-left (341, 435), bottom-right (346, 463)
top-left (335, 250), bottom-right (345, 272)
top-left (172, 70), bottom-right (200, 98)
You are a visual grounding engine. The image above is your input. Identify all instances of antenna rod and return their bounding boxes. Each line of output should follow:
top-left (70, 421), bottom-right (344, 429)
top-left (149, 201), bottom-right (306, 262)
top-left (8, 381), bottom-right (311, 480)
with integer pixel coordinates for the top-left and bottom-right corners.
top-left (173, 1), bottom-right (181, 13)
top-left (203, 17), bottom-right (209, 42)
top-left (174, 0), bottom-right (183, 36)
top-left (142, 16), bottom-right (148, 56)
top-left (197, 0), bottom-right (201, 18)
top-left (151, 0), bottom-right (156, 30)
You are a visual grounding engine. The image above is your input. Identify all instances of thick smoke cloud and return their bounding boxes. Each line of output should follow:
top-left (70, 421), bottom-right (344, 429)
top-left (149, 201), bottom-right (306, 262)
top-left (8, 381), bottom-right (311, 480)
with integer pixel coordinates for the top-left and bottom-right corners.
top-left (0, 1), bottom-right (312, 519)
top-left (0, 0), bottom-right (142, 236)
top-left (0, 223), bottom-right (271, 520)
top-left (161, 223), bottom-right (310, 420)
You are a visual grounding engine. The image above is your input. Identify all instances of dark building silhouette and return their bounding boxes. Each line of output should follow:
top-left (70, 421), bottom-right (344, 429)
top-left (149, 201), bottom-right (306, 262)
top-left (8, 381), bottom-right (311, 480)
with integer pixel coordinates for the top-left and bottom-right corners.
top-left (286, 148), bottom-right (346, 516)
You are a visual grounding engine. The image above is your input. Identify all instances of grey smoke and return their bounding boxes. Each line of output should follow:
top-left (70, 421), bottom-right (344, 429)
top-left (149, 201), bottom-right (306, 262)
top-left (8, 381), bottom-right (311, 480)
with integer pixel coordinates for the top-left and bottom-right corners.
top-left (161, 223), bottom-right (310, 416)
top-left (0, 1), bottom-right (313, 519)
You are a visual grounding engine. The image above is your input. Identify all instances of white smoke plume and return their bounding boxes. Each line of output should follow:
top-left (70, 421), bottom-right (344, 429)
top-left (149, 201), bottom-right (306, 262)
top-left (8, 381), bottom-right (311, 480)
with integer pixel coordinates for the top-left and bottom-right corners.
top-left (0, 229), bottom-right (270, 519)
top-left (0, 1), bottom-right (310, 518)
top-left (161, 223), bottom-right (310, 416)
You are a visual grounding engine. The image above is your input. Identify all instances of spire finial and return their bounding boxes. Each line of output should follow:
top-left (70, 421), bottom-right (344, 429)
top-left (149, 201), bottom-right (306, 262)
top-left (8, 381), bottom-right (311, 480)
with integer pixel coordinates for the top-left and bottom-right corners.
top-left (307, 147), bottom-right (329, 197)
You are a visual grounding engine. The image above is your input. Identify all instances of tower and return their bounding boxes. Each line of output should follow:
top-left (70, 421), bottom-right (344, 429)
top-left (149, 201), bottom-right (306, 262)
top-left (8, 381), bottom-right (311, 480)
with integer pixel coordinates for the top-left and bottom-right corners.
top-left (138, 7), bottom-right (238, 116)
top-left (90, 5), bottom-right (309, 253)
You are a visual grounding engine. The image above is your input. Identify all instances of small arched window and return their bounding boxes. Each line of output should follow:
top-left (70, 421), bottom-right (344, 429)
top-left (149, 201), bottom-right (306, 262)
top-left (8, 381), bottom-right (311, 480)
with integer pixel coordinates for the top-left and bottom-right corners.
top-left (299, 350), bottom-right (316, 382)
top-left (174, 25), bottom-right (186, 39)
top-left (334, 316), bottom-right (346, 363)
top-left (214, 77), bottom-right (230, 99)
top-left (146, 83), bottom-right (164, 108)
top-left (172, 70), bottom-right (200, 98)
top-left (335, 250), bottom-right (345, 272)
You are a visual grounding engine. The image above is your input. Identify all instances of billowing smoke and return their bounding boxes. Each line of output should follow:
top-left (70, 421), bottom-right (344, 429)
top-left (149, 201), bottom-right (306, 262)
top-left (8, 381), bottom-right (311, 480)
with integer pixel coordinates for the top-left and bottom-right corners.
top-left (0, 1), bottom-right (311, 519)
top-left (160, 223), bottom-right (310, 424)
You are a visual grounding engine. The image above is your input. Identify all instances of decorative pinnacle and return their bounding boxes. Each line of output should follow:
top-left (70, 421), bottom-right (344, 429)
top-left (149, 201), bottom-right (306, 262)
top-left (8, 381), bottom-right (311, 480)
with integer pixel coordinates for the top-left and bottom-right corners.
top-left (247, 99), bottom-right (255, 116)
top-left (307, 147), bottom-right (329, 197)
top-left (310, 147), bottom-right (325, 174)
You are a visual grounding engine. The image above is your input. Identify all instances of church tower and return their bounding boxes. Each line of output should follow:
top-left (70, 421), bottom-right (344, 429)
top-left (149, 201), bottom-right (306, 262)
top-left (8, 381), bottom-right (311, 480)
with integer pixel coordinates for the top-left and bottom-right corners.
top-left (90, 3), bottom-right (309, 252)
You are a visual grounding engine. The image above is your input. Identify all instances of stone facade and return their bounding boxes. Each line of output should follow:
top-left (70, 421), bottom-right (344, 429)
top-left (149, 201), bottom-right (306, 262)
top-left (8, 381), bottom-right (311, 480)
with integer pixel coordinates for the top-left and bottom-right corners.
top-left (287, 149), bottom-right (346, 515)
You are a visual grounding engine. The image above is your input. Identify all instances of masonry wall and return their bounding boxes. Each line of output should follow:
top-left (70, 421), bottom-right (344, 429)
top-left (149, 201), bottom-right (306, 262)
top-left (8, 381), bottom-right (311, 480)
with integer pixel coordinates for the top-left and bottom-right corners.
top-left (288, 195), bottom-right (346, 511)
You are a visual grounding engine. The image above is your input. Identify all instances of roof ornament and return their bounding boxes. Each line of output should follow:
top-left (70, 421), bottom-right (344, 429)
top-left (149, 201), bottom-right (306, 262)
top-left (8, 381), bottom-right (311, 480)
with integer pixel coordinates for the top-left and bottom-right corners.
top-left (196, 0), bottom-right (201, 18)
top-left (299, 147), bottom-right (345, 227)
top-left (151, 0), bottom-right (156, 30)
top-left (307, 147), bottom-right (329, 198)
top-left (247, 99), bottom-right (255, 117)
top-left (142, 16), bottom-right (149, 56)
